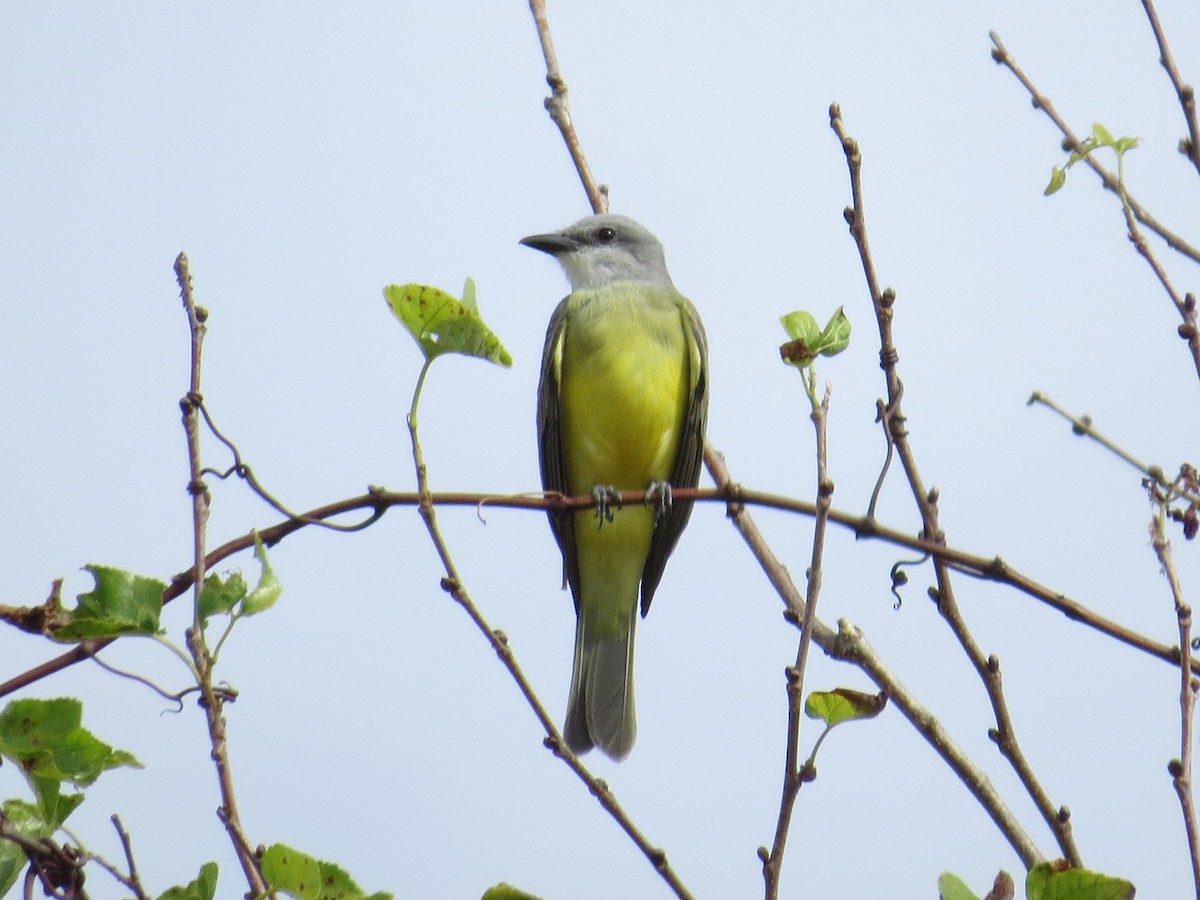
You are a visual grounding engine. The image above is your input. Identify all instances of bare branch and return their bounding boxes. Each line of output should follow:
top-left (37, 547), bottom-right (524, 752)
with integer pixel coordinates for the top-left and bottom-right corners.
top-left (172, 254), bottom-right (268, 898)
top-left (761, 384), bottom-right (834, 899)
top-left (1140, 0), bottom-right (1200, 177)
top-left (5, 479), bottom-right (1193, 698)
top-left (829, 103), bottom-right (1080, 865)
top-left (527, 0), bottom-right (608, 214)
top-left (1151, 490), bottom-right (1200, 894)
top-left (703, 445), bottom-right (1045, 868)
top-left (989, 31), bottom-right (1200, 266)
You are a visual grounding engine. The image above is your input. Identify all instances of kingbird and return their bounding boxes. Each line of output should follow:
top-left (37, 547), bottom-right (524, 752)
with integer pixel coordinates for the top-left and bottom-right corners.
top-left (521, 214), bottom-right (708, 760)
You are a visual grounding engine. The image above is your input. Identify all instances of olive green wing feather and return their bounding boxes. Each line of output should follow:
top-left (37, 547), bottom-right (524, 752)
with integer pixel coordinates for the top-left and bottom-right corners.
top-left (640, 295), bottom-right (709, 616)
top-left (537, 296), bottom-right (581, 608)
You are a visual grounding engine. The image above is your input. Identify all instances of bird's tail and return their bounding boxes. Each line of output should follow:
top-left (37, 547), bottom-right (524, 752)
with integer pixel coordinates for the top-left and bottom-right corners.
top-left (563, 613), bottom-right (637, 761)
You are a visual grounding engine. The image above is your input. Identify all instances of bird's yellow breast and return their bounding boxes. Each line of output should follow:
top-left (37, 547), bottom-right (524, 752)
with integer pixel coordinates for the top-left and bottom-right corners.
top-left (559, 286), bottom-right (689, 496)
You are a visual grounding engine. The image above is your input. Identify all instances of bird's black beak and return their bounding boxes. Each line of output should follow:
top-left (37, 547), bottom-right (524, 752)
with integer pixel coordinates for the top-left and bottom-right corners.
top-left (520, 232), bottom-right (579, 255)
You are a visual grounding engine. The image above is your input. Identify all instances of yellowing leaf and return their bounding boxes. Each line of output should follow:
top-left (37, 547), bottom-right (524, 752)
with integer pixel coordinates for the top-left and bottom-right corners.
top-left (805, 688), bottom-right (887, 726)
top-left (384, 280), bottom-right (512, 367)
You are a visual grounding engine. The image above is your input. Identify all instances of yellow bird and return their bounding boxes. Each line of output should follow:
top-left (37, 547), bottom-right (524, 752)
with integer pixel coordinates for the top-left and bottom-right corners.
top-left (521, 214), bottom-right (708, 760)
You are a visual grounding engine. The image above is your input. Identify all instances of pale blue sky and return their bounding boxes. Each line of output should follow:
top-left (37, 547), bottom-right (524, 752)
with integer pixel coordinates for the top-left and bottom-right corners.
top-left (3, 2), bottom-right (1200, 897)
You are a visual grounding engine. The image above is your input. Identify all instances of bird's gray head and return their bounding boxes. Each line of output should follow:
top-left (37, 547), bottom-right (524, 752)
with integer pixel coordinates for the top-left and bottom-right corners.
top-left (520, 214), bottom-right (674, 292)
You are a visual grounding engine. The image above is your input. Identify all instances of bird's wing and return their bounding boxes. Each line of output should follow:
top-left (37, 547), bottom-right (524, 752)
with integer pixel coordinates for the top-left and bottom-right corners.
top-left (537, 296), bottom-right (581, 608)
top-left (641, 294), bottom-right (709, 616)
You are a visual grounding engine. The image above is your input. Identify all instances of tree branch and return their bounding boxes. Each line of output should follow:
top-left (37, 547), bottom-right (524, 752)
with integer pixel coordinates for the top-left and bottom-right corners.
top-left (702, 445), bottom-right (1044, 867)
top-left (1140, 0), bottom-right (1200, 177)
top-left (172, 254), bottom-right (269, 898)
top-left (1151, 489), bottom-right (1200, 896)
top-left (527, 0), bottom-right (608, 214)
top-left (989, 31), bottom-right (1200, 385)
top-left (829, 103), bottom-right (1080, 866)
top-left (761, 383), bottom-right (833, 899)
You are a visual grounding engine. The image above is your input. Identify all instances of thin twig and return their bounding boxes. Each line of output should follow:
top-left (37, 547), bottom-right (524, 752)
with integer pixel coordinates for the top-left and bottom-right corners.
top-left (761, 384), bottom-right (833, 899)
top-left (989, 31), bottom-right (1200, 265)
top-left (703, 445), bottom-right (1044, 867)
top-left (405, 362), bottom-right (693, 898)
top-left (172, 254), bottom-right (269, 898)
top-left (989, 31), bottom-right (1200, 385)
top-left (70, 817), bottom-right (149, 900)
top-left (829, 104), bottom-right (1080, 865)
top-left (1028, 391), bottom-right (1200, 507)
top-left (1151, 492), bottom-right (1200, 897)
top-left (109, 816), bottom-right (146, 900)
top-left (527, 0), bottom-right (608, 214)
top-left (195, 399), bottom-right (384, 534)
top-left (1140, 0), bottom-right (1200, 177)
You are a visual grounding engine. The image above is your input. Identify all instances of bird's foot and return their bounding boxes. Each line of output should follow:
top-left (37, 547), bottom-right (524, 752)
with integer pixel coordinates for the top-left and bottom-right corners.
top-left (592, 485), bottom-right (622, 527)
top-left (645, 481), bottom-right (673, 522)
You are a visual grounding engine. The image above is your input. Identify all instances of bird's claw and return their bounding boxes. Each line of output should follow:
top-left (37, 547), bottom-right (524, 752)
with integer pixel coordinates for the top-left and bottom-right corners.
top-left (645, 481), bottom-right (673, 522)
top-left (592, 485), bottom-right (622, 527)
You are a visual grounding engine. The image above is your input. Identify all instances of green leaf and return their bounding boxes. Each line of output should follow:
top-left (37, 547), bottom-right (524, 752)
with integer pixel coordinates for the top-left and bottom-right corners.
top-left (804, 688), bottom-right (887, 727)
top-left (384, 281), bottom-right (512, 367)
top-left (262, 844), bottom-right (322, 900)
top-left (1092, 122), bottom-right (1114, 146)
top-left (0, 799), bottom-right (54, 898)
top-left (817, 306), bottom-right (851, 356)
top-left (50, 565), bottom-right (164, 641)
top-left (311, 859), bottom-right (393, 900)
top-left (241, 535), bottom-right (282, 617)
top-left (0, 698), bottom-right (142, 826)
top-left (780, 308), bottom-right (851, 368)
top-left (198, 571), bottom-right (248, 622)
top-left (261, 844), bottom-right (392, 900)
top-left (780, 310), bottom-right (821, 344)
top-left (1044, 167), bottom-right (1066, 196)
top-left (156, 862), bottom-right (219, 900)
top-left (481, 885), bottom-right (542, 900)
top-left (198, 537), bottom-right (281, 622)
top-left (461, 276), bottom-right (478, 313)
top-left (938, 872), bottom-right (980, 900)
top-left (1114, 136), bottom-right (1140, 154)
top-left (1026, 861), bottom-right (1135, 900)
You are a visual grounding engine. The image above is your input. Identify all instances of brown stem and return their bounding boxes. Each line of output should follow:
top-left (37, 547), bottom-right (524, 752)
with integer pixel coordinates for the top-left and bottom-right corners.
top-left (989, 31), bottom-right (1200, 386)
top-left (989, 32), bottom-right (1200, 265)
top-left (1152, 505), bottom-right (1200, 897)
top-left (762, 385), bottom-right (833, 898)
top-left (172, 254), bottom-right (269, 898)
top-left (828, 104), bottom-right (1080, 866)
top-left (1140, 0), bottom-right (1200, 177)
top-left (5, 481), bottom-right (1193, 698)
top-left (703, 444), bottom-right (1044, 866)
top-left (527, 0), bottom-right (608, 214)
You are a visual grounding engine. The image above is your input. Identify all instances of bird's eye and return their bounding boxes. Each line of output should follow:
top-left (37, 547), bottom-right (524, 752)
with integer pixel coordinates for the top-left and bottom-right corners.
top-left (596, 226), bottom-right (617, 243)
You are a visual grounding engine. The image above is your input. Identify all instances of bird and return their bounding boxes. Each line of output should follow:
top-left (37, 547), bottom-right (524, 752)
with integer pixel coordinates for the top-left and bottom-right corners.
top-left (521, 213), bottom-right (708, 760)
